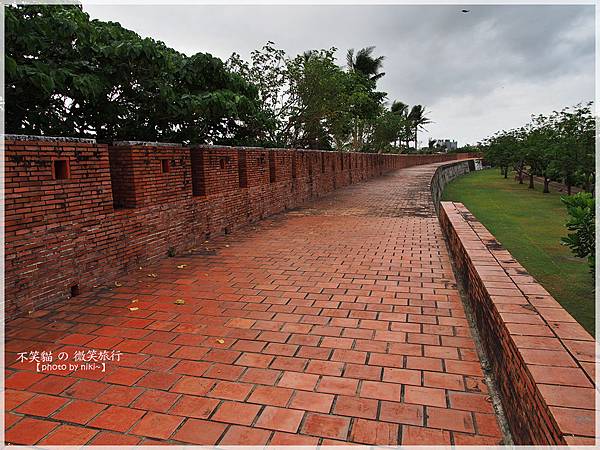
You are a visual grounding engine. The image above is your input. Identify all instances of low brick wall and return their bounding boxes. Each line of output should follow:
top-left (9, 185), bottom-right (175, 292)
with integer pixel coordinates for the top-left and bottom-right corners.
top-left (429, 159), bottom-right (473, 212)
top-left (5, 136), bottom-right (473, 319)
top-left (439, 201), bottom-right (596, 445)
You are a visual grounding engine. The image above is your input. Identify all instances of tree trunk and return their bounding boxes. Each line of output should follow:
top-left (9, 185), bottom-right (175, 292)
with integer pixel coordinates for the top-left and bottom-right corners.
top-left (518, 162), bottom-right (524, 184)
top-left (529, 173), bottom-right (534, 189)
top-left (414, 127), bottom-right (418, 152)
top-left (503, 167), bottom-right (508, 179)
top-left (566, 181), bottom-right (572, 196)
top-left (543, 177), bottom-right (550, 193)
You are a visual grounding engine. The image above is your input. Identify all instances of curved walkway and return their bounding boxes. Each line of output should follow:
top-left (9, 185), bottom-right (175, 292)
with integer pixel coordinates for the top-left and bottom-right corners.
top-left (5, 162), bottom-right (503, 445)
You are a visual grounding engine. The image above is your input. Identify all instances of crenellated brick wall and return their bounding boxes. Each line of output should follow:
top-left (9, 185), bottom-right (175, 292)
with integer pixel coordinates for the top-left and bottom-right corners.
top-left (5, 136), bottom-right (474, 319)
top-left (438, 200), bottom-right (596, 445)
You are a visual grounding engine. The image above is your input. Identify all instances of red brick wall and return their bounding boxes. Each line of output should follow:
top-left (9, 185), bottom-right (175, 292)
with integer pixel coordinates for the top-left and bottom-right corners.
top-left (439, 201), bottom-right (595, 445)
top-left (5, 137), bottom-right (471, 319)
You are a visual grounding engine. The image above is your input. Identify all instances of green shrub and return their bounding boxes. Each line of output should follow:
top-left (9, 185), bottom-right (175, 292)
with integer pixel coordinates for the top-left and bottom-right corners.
top-left (561, 192), bottom-right (595, 275)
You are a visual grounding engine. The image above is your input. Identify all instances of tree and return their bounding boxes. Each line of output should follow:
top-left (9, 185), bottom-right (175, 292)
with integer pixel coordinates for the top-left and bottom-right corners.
top-left (561, 193), bottom-right (595, 275)
top-left (481, 102), bottom-right (594, 194)
top-left (346, 46), bottom-right (385, 82)
top-left (6, 5), bottom-right (264, 145)
top-left (408, 105), bottom-right (431, 151)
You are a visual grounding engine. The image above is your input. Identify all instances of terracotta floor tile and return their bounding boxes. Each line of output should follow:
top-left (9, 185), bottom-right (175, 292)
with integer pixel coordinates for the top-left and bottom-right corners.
top-left (255, 406), bottom-right (304, 433)
top-left (172, 418), bottom-right (227, 444)
top-left (130, 412), bottom-right (184, 439)
top-left (5, 163), bottom-right (501, 445)
top-left (211, 400), bottom-right (262, 425)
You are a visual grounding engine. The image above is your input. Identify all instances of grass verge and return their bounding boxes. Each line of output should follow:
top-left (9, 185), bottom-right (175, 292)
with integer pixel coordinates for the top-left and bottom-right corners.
top-left (442, 168), bottom-right (594, 334)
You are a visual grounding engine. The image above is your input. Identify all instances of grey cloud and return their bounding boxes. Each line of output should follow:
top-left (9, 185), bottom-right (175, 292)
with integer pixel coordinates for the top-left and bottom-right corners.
top-left (84, 4), bottom-right (594, 146)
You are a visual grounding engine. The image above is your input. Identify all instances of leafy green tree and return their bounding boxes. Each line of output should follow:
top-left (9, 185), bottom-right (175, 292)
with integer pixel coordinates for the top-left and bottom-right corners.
top-left (561, 193), bottom-right (595, 275)
top-left (6, 5), bottom-right (264, 144)
top-left (481, 102), bottom-right (594, 193)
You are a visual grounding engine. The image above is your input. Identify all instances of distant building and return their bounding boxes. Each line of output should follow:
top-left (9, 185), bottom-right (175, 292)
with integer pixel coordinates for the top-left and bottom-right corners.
top-left (430, 139), bottom-right (458, 152)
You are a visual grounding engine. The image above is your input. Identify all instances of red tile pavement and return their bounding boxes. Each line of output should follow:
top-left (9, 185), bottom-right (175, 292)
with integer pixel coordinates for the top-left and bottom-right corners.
top-left (4, 163), bottom-right (504, 445)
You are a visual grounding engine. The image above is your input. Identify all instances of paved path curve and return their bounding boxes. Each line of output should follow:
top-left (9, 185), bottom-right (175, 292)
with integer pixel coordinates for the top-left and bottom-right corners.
top-left (5, 162), bottom-right (503, 445)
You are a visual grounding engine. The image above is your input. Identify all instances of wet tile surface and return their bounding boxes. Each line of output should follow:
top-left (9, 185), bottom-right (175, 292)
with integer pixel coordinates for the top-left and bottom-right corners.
top-left (5, 163), bottom-right (502, 445)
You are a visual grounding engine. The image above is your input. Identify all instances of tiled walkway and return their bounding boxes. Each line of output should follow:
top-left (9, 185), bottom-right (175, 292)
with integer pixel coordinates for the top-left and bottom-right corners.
top-left (5, 162), bottom-right (504, 445)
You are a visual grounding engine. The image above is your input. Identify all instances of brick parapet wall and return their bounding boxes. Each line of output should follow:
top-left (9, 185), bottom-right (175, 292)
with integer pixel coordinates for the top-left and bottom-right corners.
top-left (438, 200), bottom-right (596, 445)
top-left (5, 137), bottom-right (472, 319)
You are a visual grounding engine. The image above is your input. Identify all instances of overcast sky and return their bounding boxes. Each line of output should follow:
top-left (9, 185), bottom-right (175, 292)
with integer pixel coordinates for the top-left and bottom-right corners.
top-left (84, 4), bottom-right (594, 147)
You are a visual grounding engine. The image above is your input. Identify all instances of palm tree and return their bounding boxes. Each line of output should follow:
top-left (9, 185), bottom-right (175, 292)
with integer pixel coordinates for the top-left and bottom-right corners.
top-left (346, 46), bottom-right (385, 82)
top-left (390, 100), bottom-right (409, 149)
top-left (408, 105), bottom-right (431, 151)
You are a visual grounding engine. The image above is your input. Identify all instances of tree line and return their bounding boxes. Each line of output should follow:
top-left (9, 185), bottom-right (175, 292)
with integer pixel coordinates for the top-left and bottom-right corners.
top-left (6, 5), bottom-right (432, 153)
top-left (481, 102), bottom-right (595, 194)
top-left (480, 102), bottom-right (595, 275)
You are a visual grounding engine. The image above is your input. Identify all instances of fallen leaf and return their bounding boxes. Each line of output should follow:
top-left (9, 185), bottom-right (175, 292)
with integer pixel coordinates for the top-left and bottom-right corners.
top-left (115, 282), bottom-right (122, 287)
top-left (148, 273), bottom-right (157, 278)
top-left (177, 264), bottom-right (187, 269)
top-left (174, 299), bottom-right (185, 305)
top-left (216, 339), bottom-right (225, 344)
top-left (129, 307), bottom-right (139, 311)
top-left (131, 299), bottom-right (138, 303)
top-left (225, 245), bottom-right (230, 248)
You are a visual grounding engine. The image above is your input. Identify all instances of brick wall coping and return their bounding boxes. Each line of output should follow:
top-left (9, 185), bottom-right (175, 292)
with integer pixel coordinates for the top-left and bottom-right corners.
top-left (112, 140), bottom-right (183, 147)
top-left (4, 134), bottom-right (97, 143)
top-left (440, 201), bottom-right (596, 445)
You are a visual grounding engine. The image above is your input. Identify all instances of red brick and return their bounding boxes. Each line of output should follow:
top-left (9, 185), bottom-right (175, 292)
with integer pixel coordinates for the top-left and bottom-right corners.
top-left (270, 432), bottom-right (320, 445)
top-left (278, 371), bottom-right (319, 390)
top-left (212, 401), bottom-right (262, 425)
top-left (62, 380), bottom-right (108, 400)
top-left (448, 391), bottom-right (493, 412)
top-left (5, 389), bottom-right (35, 410)
top-left (360, 380), bottom-right (401, 401)
top-left (172, 418), bottom-right (227, 444)
top-left (95, 384), bottom-right (143, 406)
top-left (52, 400), bottom-right (106, 424)
top-left (334, 395), bottom-right (378, 419)
top-left (240, 367), bottom-right (281, 385)
top-left (89, 431), bottom-right (142, 445)
top-left (37, 424), bottom-right (98, 445)
top-left (302, 413), bottom-right (350, 440)
top-left (401, 425), bottom-right (451, 445)
top-left (129, 390), bottom-right (178, 413)
top-left (30, 375), bottom-right (77, 395)
top-left (15, 394), bottom-right (68, 417)
top-left (248, 385), bottom-right (293, 406)
top-left (427, 407), bottom-right (475, 433)
top-left (170, 376), bottom-right (215, 396)
top-left (207, 380), bottom-right (253, 401)
top-left (5, 417), bottom-right (59, 444)
top-left (129, 412), bottom-right (183, 439)
top-left (255, 406), bottom-right (304, 433)
top-left (350, 418), bottom-right (399, 445)
top-left (317, 376), bottom-right (359, 395)
top-left (379, 401), bottom-right (424, 425)
top-left (220, 425), bottom-right (271, 445)
top-left (404, 385), bottom-right (447, 407)
top-left (102, 367), bottom-right (147, 386)
top-left (169, 395), bottom-right (219, 418)
top-left (87, 405), bottom-right (145, 432)
top-left (383, 367), bottom-right (421, 385)
top-left (289, 391), bottom-right (334, 413)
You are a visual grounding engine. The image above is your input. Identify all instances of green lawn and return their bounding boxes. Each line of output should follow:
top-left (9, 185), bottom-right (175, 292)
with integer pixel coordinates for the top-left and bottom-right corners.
top-left (442, 168), bottom-right (594, 334)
